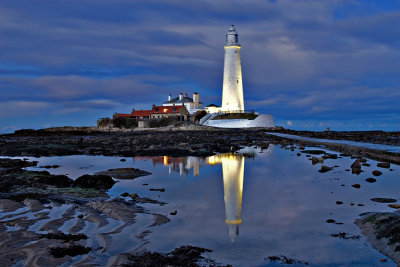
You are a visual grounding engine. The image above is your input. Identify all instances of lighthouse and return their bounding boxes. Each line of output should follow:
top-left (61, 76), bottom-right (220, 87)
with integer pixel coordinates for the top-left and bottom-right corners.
top-left (222, 25), bottom-right (245, 112)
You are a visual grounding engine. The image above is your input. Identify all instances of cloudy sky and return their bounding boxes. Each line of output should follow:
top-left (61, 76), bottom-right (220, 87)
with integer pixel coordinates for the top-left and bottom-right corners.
top-left (1, 0), bottom-right (399, 132)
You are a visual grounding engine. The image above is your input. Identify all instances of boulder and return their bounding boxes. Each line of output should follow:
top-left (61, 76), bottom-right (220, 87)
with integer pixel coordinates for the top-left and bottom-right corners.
top-left (73, 174), bottom-right (115, 190)
top-left (301, 150), bottom-right (326, 155)
top-left (351, 159), bottom-right (361, 169)
top-left (319, 165), bottom-right (333, 173)
top-left (377, 162), bottom-right (390, 168)
top-left (311, 156), bottom-right (323, 165)
top-left (38, 174), bottom-right (73, 187)
top-left (351, 159), bottom-right (362, 174)
top-left (0, 158), bottom-right (38, 169)
top-left (96, 168), bottom-right (151, 180)
top-left (370, 198), bottom-right (397, 203)
top-left (372, 170), bottom-right (383, 176)
top-left (365, 177), bottom-right (377, 183)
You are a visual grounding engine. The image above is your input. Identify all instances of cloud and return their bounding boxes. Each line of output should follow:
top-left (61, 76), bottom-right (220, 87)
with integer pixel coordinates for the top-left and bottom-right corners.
top-left (0, 101), bottom-right (51, 119)
top-left (0, 0), bottom-right (399, 131)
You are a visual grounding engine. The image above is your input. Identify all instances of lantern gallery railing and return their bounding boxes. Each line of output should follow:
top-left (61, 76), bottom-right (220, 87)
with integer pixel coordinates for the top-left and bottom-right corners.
top-left (216, 110), bottom-right (255, 114)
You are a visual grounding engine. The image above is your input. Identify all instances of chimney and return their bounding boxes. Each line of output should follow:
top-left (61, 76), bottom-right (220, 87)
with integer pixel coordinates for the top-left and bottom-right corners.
top-left (193, 92), bottom-right (199, 104)
top-left (168, 94), bottom-right (171, 101)
top-left (179, 93), bottom-right (183, 100)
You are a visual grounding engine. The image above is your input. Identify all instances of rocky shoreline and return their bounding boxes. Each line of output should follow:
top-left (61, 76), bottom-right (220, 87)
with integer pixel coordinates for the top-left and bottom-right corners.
top-left (0, 127), bottom-right (399, 266)
top-left (1, 127), bottom-right (399, 161)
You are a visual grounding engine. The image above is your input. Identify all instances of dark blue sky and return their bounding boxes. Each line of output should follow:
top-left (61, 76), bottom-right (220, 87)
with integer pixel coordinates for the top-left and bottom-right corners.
top-left (1, 0), bottom-right (399, 132)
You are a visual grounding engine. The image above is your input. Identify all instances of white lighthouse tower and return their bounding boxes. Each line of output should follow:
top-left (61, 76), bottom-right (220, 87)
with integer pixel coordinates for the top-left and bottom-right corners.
top-left (222, 25), bottom-right (245, 112)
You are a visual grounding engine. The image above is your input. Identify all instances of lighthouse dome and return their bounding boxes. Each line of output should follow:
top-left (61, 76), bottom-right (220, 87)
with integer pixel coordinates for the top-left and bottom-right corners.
top-left (226, 25), bottom-right (239, 46)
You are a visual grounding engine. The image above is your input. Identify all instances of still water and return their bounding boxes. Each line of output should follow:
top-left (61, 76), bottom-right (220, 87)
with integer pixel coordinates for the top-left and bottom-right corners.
top-left (16, 145), bottom-right (400, 266)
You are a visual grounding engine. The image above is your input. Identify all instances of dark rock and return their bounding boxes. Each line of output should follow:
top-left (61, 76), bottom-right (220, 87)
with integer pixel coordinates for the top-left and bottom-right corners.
top-left (267, 255), bottom-right (308, 265)
top-left (371, 198), bottom-right (397, 203)
top-left (49, 244), bottom-right (92, 258)
top-left (0, 158), bottom-right (38, 168)
top-left (319, 165), bottom-right (333, 173)
top-left (388, 204), bottom-right (400, 209)
top-left (39, 174), bottom-right (73, 187)
top-left (365, 177), bottom-right (377, 183)
top-left (39, 165), bottom-right (60, 169)
top-left (130, 193), bottom-right (139, 200)
top-left (120, 158), bottom-right (126, 162)
top-left (311, 156), bottom-right (323, 165)
top-left (149, 188), bottom-right (165, 192)
top-left (351, 159), bottom-right (362, 174)
top-left (121, 192), bottom-right (130, 197)
top-left (377, 162), bottom-right (390, 168)
top-left (336, 201), bottom-right (343, 205)
top-left (324, 153), bottom-right (338, 159)
top-left (96, 168), bottom-right (151, 179)
top-left (330, 232), bottom-right (360, 240)
top-left (125, 245), bottom-right (213, 267)
top-left (356, 212), bottom-right (400, 265)
top-left (9, 193), bottom-right (49, 202)
top-left (372, 170), bottom-right (383, 176)
top-left (352, 184), bottom-right (361, 188)
top-left (73, 174), bottom-right (115, 190)
top-left (170, 211), bottom-right (177, 215)
top-left (39, 233), bottom-right (87, 242)
top-left (351, 159), bottom-right (361, 169)
top-left (359, 157), bottom-right (367, 163)
top-left (326, 219), bottom-right (336, 223)
top-left (301, 150), bottom-right (326, 155)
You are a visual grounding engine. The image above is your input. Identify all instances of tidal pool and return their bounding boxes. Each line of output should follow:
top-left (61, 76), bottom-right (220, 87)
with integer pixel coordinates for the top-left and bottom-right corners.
top-left (5, 144), bottom-right (400, 266)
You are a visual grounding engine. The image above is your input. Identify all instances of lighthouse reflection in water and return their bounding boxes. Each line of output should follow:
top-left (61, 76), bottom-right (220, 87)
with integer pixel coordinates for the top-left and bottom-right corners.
top-left (157, 146), bottom-right (273, 242)
top-left (207, 154), bottom-right (244, 243)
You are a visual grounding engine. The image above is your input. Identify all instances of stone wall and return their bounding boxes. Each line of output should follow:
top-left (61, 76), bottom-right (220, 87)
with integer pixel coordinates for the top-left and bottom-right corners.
top-left (205, 114), bottom-right (274, 128)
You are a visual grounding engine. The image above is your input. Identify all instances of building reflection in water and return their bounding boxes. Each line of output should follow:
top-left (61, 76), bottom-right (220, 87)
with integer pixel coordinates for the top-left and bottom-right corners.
top-left (139, 145), bottom-right (273, 242)
top-left (141, 156), bottom-right (204, 177)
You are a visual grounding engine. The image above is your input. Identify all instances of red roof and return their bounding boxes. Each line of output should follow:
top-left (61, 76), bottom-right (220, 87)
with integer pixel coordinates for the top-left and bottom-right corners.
top-left (115, 113), bottom-right (130, 117)
top-left (115, 105), bottom-right (185, 118)
top-left (130, 110), bottom-right (152, 117)
top-left (151, 105), bottom-right (183, 114)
